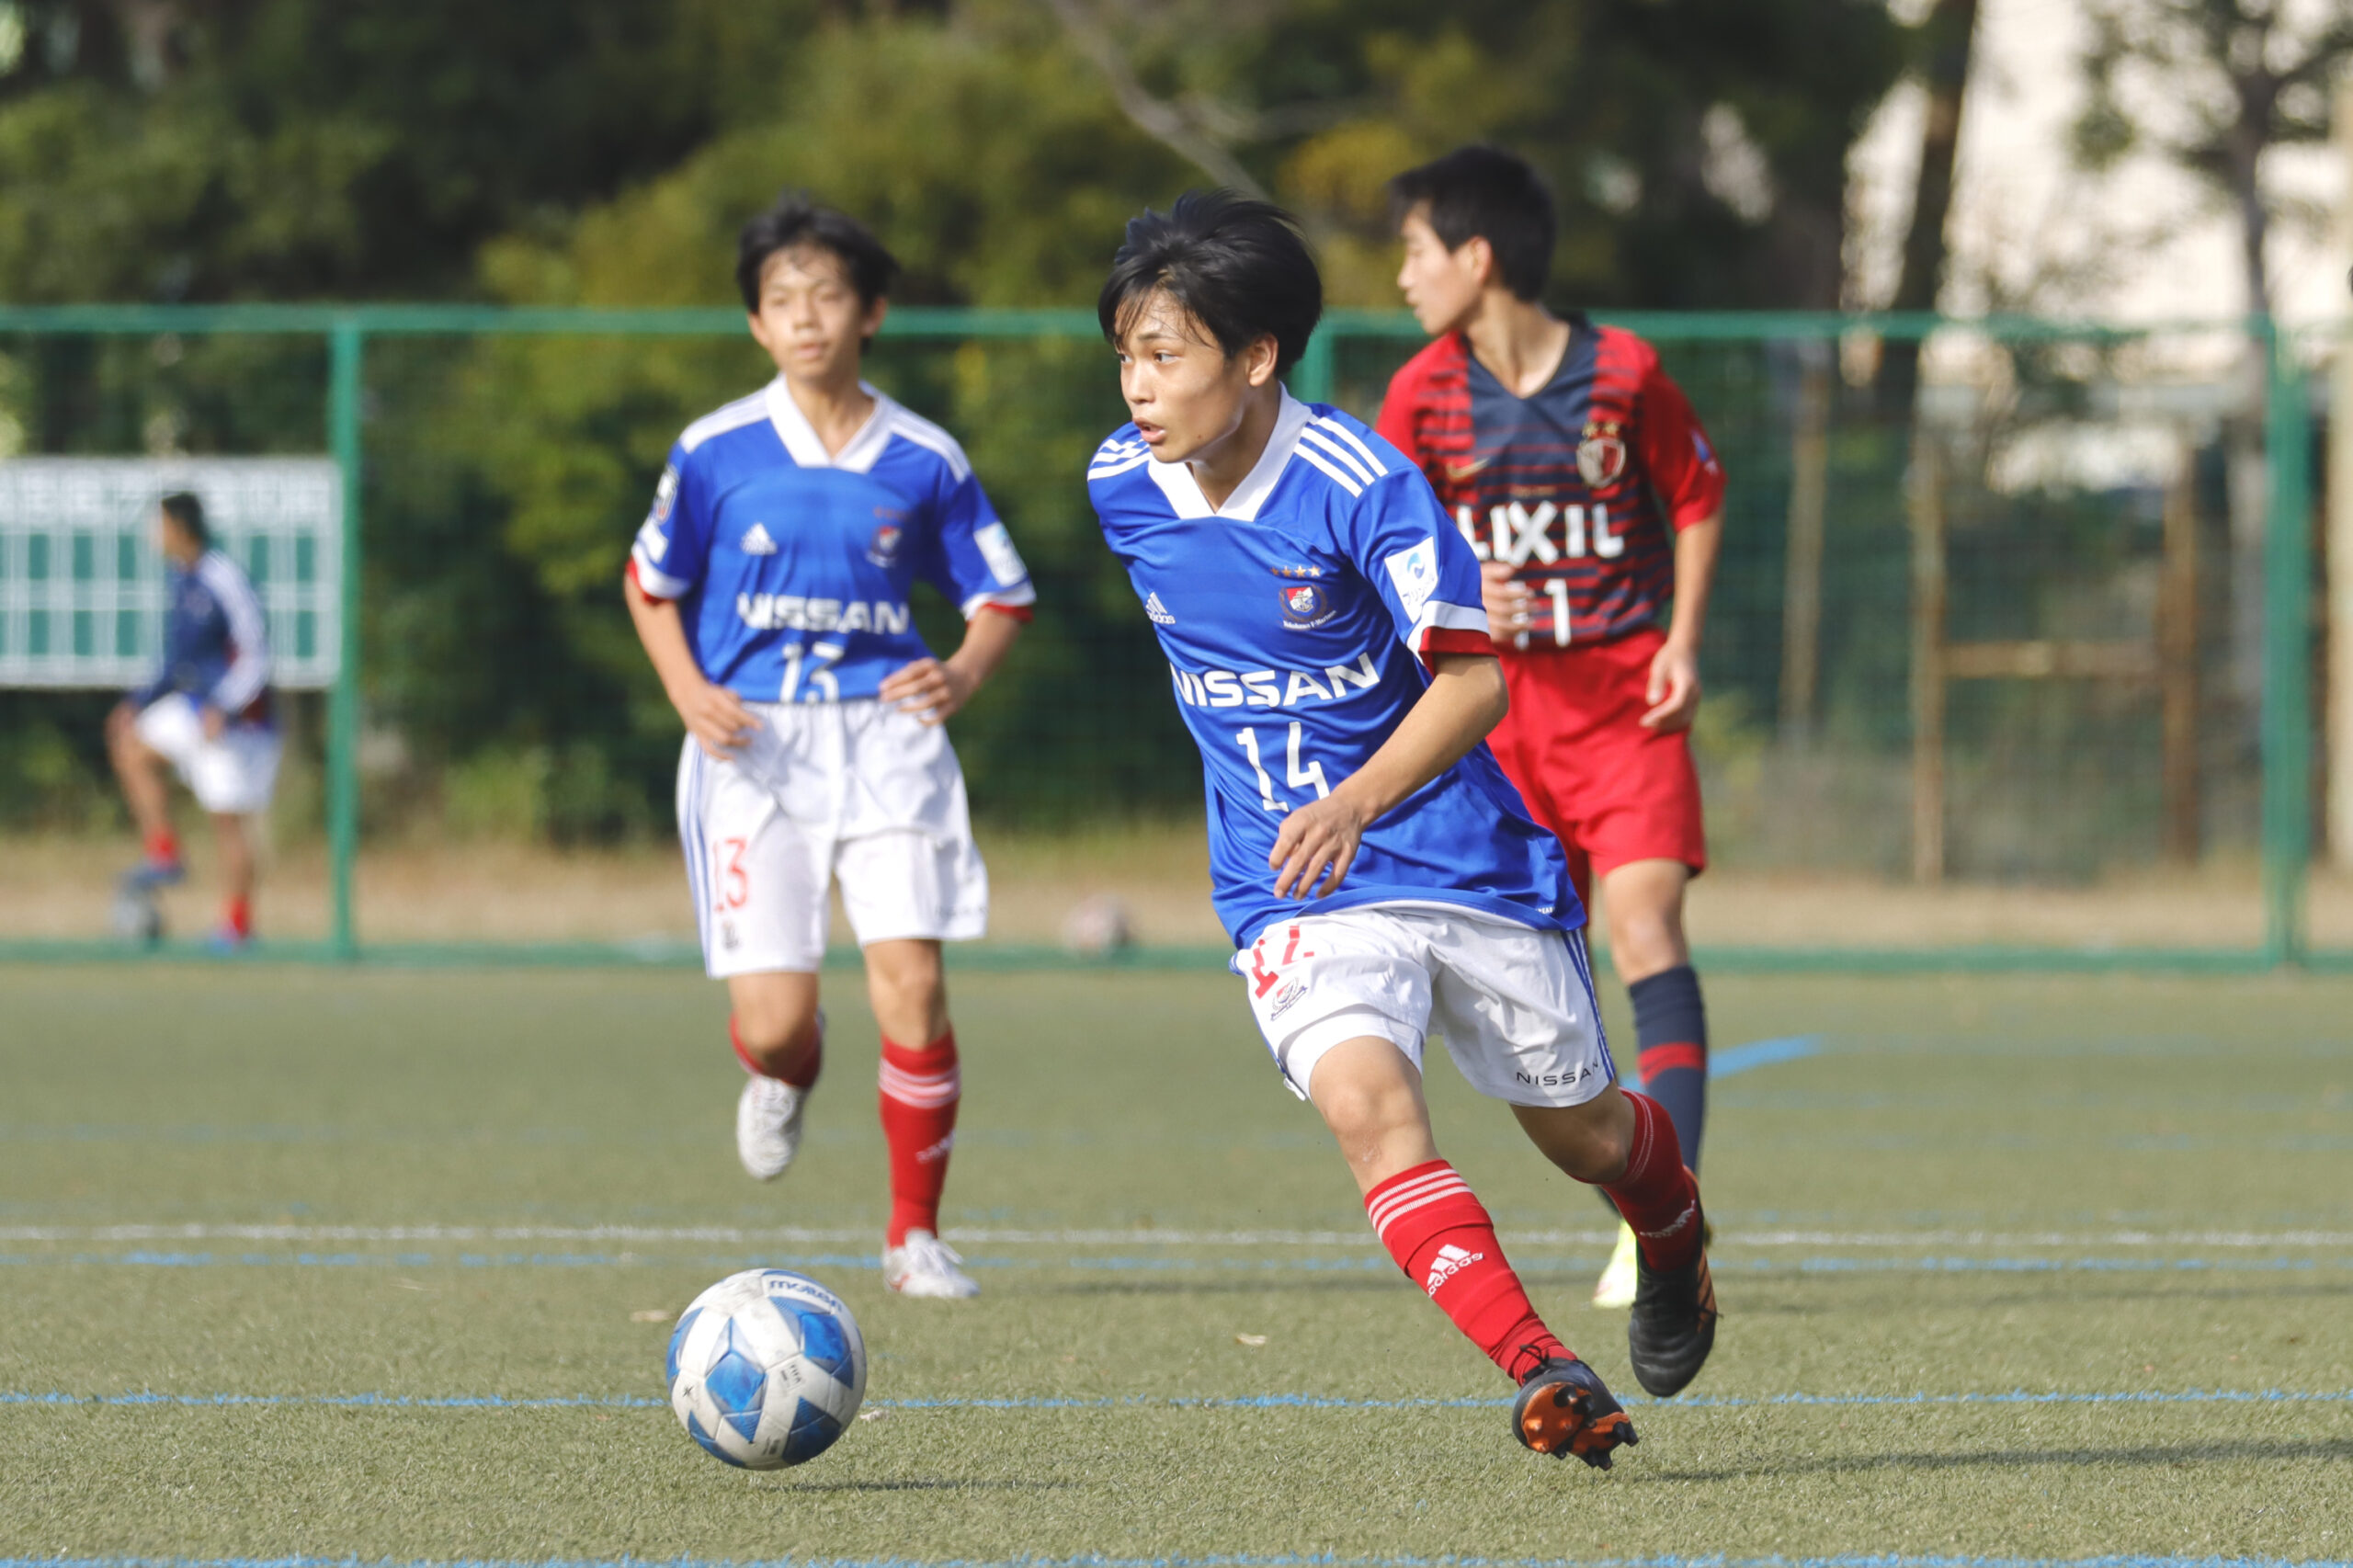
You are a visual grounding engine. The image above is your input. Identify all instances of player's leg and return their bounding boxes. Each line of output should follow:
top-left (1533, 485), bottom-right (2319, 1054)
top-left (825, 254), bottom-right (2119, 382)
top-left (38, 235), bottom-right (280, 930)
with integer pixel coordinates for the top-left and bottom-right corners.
top-left (856, 934), bottom-right (973, 1298)
top-left (207, 812), bottom-right (255, 946)
top-left (678, 733), bottom-right (830, 1181)
top-left (1601, 856), bottom-right (1707, 1176)
top-left (1242, 911), bottom-right (1633, 1466)
top-left (109, 699), bottom-right (187, 882)
top-left (1433, 918), bottom-right (1716, 1399)
top-left (188, 723), bottom-right (279, 947)
top-left (835, 704), bottom-right (990, 1298)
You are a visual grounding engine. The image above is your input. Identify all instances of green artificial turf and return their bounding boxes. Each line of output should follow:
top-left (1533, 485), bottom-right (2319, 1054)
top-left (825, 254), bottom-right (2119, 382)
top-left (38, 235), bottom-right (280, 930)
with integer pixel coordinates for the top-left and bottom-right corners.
top-left (0, 965), bottom-right (2348, 1561)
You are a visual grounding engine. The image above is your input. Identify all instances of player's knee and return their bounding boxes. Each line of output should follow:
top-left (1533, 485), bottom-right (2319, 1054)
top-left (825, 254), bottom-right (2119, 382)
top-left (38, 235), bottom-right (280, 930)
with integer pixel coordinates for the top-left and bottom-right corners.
top-left (1607, 907), bottom-right (1687, 980)
top-left (733, 1003), bottom-right (820, 1063)
top-left (1312, 1074), bottom-right (1416, 1146)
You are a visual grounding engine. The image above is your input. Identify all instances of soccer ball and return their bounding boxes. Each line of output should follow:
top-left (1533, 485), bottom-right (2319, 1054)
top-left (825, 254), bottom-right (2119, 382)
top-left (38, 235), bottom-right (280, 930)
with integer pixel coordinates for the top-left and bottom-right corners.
top-left (665, 1269), bottom-right (867, 1469)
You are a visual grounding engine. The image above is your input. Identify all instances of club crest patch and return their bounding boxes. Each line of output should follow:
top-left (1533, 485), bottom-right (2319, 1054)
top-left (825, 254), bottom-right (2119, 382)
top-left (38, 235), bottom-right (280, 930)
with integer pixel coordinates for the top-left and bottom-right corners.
top-left (866, 518), bottom-right (904, 567)
top-left (1577, 420), bottom-right (1628, 488)
top-left (1279, 582), bottom-right (1334, 631)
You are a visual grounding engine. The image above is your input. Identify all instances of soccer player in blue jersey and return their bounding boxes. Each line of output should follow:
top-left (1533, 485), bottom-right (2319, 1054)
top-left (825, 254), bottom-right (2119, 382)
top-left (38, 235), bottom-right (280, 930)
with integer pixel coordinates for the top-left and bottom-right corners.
top-left (107, 491), bottom-right (280, 949)
top-left (1087, 192), bottom-right (1717, 1462)
top-left (625, 197), bottom-right (1035, 1299)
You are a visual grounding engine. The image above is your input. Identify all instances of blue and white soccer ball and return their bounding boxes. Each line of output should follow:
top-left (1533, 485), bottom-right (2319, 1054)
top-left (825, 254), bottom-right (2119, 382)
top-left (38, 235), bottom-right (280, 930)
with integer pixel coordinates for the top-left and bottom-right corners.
top-left (665, 1268), bottom-right (867, 1469)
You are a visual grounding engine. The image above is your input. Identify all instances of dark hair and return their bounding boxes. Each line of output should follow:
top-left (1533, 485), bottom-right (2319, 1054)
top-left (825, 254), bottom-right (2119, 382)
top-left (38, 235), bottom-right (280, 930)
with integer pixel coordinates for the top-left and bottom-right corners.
top-left (157, 491), bottom-right (209, 546)
top-left (735, 194), bottom-right (900, 312)
top-left (1387, 145), bottom-right (1557, 302)
top-left (1097, 190), bottom-right (1323, 374)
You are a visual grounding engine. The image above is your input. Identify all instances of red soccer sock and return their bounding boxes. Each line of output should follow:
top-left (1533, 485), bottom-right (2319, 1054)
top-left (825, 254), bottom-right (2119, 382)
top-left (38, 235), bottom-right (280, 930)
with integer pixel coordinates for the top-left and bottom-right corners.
top-left (144, 828), bottom-right (180, 866)
top-left (221, 894), bottom-right (251, 938)
top-left (1602, 1090), bottom-right (1702, 1271)
top-left (1365, 1160), bottom-right (1568, 1384)
top-left (879, 1029), bottom-right (960, 1249)
top-left (731, 1015), bottom-right (822, 1088)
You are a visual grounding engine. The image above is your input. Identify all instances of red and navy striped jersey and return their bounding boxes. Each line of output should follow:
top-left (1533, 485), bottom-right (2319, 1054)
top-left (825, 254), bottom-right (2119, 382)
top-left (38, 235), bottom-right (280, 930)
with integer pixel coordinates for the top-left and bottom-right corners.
top-left (1375, 316), bottom-right (1724, 648)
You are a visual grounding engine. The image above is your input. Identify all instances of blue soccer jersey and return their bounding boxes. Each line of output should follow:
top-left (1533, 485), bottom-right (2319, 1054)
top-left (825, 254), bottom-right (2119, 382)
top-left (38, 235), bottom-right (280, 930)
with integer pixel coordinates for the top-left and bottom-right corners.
top-left (1087, 392), bottom-right (1581, 948)
top-left (630, 379), bottom-right (1035, 702)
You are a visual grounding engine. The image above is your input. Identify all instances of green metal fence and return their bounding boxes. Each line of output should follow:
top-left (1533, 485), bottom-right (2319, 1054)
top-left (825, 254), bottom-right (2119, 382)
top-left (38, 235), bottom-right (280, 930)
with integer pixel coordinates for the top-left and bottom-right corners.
top-left (0, 303), bottom-right (2334, 971)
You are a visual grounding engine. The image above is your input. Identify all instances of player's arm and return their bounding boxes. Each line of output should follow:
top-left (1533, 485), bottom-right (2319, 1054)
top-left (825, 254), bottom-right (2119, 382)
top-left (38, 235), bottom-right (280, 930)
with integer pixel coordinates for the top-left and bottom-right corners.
top-left (1634, 356), bottom-right (1729, 732)
top-left (1270, 652), bottom-right (1506, 900)
top-left (879, 606), bottom-right (1024, 726)
top-left (1270, 444), bottom-right (1506, 899)
top-left (625, 567), bottom-right (757, 759)
top-left (889, 465), bottom-right (1034, 725)
top-left (198, 557), bottom-right (271, 740)
top-left (1643, 511), bottom-right (1721, 732)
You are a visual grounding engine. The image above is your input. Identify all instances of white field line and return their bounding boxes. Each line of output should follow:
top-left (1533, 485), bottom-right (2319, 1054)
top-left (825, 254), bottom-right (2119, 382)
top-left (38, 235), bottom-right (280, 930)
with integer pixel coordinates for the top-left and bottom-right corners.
top-left (2, 1222), bottom-right (2348, 1248)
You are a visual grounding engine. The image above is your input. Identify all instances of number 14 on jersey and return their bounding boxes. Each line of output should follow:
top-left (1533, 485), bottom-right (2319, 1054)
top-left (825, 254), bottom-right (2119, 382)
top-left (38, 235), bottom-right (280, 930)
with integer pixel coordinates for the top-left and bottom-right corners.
top-left (1237, 722), bottom-right (1329, 812)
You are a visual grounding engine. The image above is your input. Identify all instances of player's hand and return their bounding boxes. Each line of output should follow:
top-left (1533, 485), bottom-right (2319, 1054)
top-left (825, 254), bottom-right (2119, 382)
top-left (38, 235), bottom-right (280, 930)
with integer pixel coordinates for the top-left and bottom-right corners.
top-left (881, 657), bottom-right (977, 726)
top-left (676, 679), bottom-right (760, 758)
top-left (1268, 790), bottom-right (1369, 901)
top-left (200, 704), bottom-right (227, 742)
top-left (1481, 561), bottom-right (1531, 646)
top-left (1641, 639), bottom-right (1702, 732)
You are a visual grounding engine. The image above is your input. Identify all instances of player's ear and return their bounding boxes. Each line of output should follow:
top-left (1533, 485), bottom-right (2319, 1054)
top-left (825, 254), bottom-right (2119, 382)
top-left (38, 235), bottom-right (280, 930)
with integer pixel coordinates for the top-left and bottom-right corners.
top-left (1461, 234), bottom-right (1496, 290)
top-left (860, 294), bottom-right (889, 346)
top-left (1244, 333), bottom-right (1280, 390)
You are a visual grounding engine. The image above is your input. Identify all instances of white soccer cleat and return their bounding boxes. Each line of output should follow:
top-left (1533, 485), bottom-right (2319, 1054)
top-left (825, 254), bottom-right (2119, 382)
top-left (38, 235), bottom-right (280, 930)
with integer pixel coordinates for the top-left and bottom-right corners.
top-left (883, 1230), bottom-right (980, 1299)
top-left (736, 1074), bottom-right (809, 1182)
top-left (1593, 1221), bottom-right (1640, 1309)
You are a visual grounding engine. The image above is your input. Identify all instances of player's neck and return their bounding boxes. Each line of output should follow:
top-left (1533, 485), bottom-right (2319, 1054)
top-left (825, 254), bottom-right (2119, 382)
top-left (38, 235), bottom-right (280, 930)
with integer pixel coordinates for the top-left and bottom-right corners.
top-left (781, 370), bottom-right (878, 459)
top-left (1459, 295), bottom-right (1571, 400)
top-left (1188, 382), bottom-right (1285, 512)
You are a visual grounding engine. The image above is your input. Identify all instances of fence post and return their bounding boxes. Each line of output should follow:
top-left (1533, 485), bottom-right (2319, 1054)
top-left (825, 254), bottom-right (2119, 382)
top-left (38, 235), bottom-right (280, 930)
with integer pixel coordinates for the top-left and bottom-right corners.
top-left (2260, 316), bottom-right (2312, 968)
top-left (326, 317), bottom-right (364, 961)
top-left (1292, 326), bottom-right (1336, 406)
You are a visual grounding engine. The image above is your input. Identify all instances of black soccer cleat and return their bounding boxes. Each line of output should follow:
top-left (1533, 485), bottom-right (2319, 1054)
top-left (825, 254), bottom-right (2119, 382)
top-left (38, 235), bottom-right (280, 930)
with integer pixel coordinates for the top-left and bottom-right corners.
top-left (1625, 1190), bottom-right (1718, 1398)
top-left (1511, 1355), bottom-right (1638, 1469)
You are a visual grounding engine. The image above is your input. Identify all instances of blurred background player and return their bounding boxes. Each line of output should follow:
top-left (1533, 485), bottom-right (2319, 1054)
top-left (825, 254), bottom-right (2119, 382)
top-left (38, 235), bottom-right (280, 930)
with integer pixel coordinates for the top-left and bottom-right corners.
top-left (1378, 146), bottom-right (1725, 1310)
top-left (624, 196), bottom-right (1034, 1299)
top-left (106, 491), bottom-right (279, 949)
top-left (1088, 191), bottom-right (1715, 1462)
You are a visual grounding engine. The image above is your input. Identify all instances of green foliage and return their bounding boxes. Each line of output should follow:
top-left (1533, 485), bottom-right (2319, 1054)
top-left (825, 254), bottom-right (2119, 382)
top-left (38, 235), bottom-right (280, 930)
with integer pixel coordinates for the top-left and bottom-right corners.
top-left (0, 0), bottom-right (1921, 842)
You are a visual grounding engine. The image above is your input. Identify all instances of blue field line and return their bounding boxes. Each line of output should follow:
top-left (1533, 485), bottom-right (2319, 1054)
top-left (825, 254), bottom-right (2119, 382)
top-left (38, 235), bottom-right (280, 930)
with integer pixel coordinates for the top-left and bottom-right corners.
top-left (7, 1386), bottom-right (2350, 1415)
top-left (0, 1249), bottom-right (2345, 1277)
top-left (5, 1558), bottom-right (2352, 1568)
top-left (0, 1250), bottom-right (2325, 1277)
top-left (6, 1558), bottom-right (2353, 1568)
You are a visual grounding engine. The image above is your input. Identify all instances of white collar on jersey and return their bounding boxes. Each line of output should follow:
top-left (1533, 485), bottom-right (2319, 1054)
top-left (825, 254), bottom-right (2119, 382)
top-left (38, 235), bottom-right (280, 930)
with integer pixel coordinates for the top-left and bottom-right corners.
top-left (765, 377), bottom-right (898, 473)
top-left (1145, 388), bottom-right (1313, 523)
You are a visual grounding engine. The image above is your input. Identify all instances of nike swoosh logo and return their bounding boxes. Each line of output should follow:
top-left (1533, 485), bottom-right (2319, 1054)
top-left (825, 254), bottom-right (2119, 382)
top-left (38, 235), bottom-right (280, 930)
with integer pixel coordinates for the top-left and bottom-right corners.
top-left (1441, 457), bottom-right (1492, 481)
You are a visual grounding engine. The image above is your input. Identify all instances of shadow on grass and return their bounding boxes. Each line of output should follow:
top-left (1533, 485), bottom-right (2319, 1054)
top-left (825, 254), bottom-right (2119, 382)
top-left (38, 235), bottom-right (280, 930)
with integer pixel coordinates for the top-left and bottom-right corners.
top-left (1638, 1436), bottom-right (2353, 1483)
top-left (760, 1478), bottom-right (1077, 1494)
top-left (1032, 1278), bottom-right (1407, 1297)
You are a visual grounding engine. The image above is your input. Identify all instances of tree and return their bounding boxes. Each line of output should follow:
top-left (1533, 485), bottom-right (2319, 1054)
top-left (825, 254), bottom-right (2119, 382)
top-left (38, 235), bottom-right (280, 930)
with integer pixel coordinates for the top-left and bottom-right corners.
top-left (2074, 0), bottom-right (2353, 317)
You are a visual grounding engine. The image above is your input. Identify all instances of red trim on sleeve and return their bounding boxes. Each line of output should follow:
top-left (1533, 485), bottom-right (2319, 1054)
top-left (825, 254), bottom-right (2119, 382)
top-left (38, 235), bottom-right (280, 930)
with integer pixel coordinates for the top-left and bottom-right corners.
top-left (1416, 625), bottom-right (1495, 671)
top-left (1624, 341), bottom-right (1726, 531)
top-left (977, 602), bottom-right (1034, 624)
top-left (625, 556), bottom-right (676, 603)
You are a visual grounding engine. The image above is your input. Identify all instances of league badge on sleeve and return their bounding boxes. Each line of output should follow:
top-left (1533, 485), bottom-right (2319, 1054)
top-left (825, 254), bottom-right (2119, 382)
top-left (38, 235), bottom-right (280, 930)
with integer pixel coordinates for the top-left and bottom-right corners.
top-left (1577, 420), bottom-right (1628, 488)
top-left (649, 465), bottom-right (679, 526)
top-left (1382, 538), bottom-right (1439, 620)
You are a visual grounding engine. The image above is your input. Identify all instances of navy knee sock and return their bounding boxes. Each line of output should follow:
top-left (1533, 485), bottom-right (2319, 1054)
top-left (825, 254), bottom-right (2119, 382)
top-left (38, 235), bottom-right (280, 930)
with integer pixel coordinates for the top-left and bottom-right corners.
top-left (1627, 964), bottom-right (1707, 1173)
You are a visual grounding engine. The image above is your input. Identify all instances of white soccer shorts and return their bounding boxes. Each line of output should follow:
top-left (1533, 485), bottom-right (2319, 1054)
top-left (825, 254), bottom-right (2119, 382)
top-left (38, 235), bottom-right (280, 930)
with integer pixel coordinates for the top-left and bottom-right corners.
top-left (1233, 903), bottom-right (1615, 1108)
top-left (133, 693), bottom-right (282, 815)
top-left (676, 699), bottom-right (989, 977)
